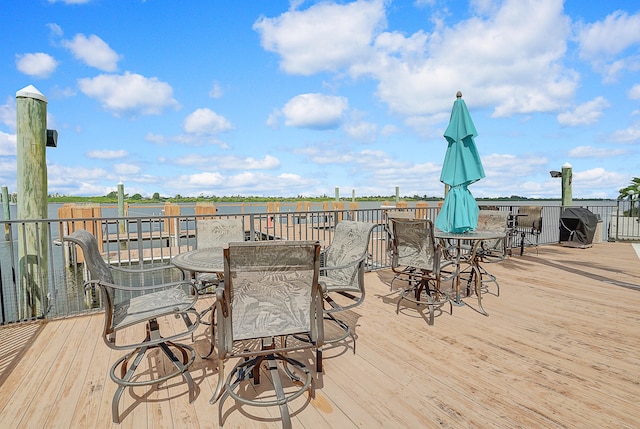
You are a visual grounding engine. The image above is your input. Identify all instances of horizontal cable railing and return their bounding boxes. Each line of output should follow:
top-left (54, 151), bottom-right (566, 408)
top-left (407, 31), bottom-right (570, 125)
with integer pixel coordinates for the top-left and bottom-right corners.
top-left (1, 202), bottom-right (632, 325)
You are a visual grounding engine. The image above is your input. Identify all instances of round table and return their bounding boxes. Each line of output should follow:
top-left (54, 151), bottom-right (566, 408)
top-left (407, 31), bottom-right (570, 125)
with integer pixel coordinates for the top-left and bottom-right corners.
top-left (172, 246), bottom-right (225, 356)
top-left (434, 229), bottom-right (506, 316)
top-left (172, 246), bottom-right (225, 274)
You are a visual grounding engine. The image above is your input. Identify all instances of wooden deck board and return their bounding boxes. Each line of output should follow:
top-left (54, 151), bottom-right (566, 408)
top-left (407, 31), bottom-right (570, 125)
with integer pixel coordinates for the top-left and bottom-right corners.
top-left (1, 242), bottom-right (639, 428)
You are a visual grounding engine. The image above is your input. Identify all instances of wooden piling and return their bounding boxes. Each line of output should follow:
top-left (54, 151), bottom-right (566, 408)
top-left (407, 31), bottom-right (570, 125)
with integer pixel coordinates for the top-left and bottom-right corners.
top-left (2, 185), bottom-right (9, 239)
top-left (16, 85), bottom-right (49, 319)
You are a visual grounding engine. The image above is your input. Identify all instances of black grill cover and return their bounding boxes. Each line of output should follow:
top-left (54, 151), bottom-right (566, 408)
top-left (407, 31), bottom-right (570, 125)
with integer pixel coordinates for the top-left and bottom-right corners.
top-left (560, 207), bottom-right (598, 245)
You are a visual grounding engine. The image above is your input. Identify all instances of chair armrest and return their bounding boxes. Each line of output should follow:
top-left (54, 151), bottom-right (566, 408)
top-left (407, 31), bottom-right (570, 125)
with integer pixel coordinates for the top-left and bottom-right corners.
top-left (84, 278), bottom-right (197, 296)
top-left (319, 252), bottom-right (367, 274)
top-left (109, 263), bottom-right (181, 275)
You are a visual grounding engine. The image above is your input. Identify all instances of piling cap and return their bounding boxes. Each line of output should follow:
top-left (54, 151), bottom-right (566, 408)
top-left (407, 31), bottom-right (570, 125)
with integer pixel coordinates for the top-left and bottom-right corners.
top-left (16, 85), bottom-right (47, 103)
top-left (562, 162), bottom-right (572, 168)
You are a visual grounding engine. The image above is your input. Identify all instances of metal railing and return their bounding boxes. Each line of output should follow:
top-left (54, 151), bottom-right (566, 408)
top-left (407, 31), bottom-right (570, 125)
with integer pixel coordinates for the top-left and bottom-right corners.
top-left (1, 202), bottom-right (633, 325)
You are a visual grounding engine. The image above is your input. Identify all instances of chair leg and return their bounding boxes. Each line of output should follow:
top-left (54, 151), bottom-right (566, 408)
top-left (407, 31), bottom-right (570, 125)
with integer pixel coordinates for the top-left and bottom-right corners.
top-left (323, 312), bottom-right (357, 353)
top-left (268, 357), bottom-right (293, 429)
top-left (110, 321), bottom-right (197, 424)
top-left (111, 346), bottom-right (148, 424)
top-left (217, 352), bottom-right (312, 429)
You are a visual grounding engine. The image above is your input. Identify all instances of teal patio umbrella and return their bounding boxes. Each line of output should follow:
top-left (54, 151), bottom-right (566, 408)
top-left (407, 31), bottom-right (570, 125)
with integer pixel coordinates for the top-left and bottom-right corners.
top-left (435, 91), bottom-right (485, 233)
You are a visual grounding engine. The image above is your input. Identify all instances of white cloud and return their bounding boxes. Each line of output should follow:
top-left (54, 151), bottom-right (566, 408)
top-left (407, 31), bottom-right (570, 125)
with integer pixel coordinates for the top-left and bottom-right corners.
top-left (114, 163), bottom-right (140, 175)
top-left (174, 154), bottom-right (280, 170)
top-left (257, 0), bottom-right (577, 119)
top-left (47, 23), bottom-right (63, 37)
top-left (0, 131), bottom-right (17, 156)
top-left (209, 81), bottom-right (223, 98)
top-left (62, 34), bottom-right (120, 71)
top-left (15, 52), bottom-right (58, 78)
top-left (183, 108), bottom-right (233, 134)
top-left (281, 93), bottom-right (348, 129)
top-left (254, 0), bottom-right (386, 75)
top-left (215, 154), bottom-right (280, 170)
top-left (177, 171), bottom-right (320, 196)
top-left (86, 149), bottom-right (128, 159)
top-left (577, 11), bottom-right (640, 58)
top-left (557, 97), bottom-right (610, 126)
top-left (185, 171), bottom-right (225, 187)
top-left (573, 167), bottom-right (627, 191)
top-left (629, 84), bottom-right (640, 100)
top-left (370, 0), bottom-right (576, 117)
top-left (47, 164), bottom-right (110, 196)
top-left (344, 120), bottom-right (377, 143)
top-left (145, 133), bottom-right (168, 145)
top-left (266, 109), bottom-right (281, 128)
top-left (576, 10), bottom-right (640, 81)
top-left (609, 121), bottom-right (640, 144)
top-left (78, 72), bottom-right (178, 116)
top-left (0, 98), bottom-right (16, 129)
top-left (569, 145), bottom-right (628, 158)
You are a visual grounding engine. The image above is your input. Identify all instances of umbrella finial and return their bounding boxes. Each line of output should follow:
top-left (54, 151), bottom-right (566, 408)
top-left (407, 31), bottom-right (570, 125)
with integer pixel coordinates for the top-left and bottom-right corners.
top-left (456, 91), bottom-right (462, 99)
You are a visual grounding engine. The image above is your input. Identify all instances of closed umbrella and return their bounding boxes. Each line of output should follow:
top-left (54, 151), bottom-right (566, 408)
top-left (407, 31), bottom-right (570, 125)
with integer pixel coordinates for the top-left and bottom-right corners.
top-left (435, 91), bottom-right (485, 233)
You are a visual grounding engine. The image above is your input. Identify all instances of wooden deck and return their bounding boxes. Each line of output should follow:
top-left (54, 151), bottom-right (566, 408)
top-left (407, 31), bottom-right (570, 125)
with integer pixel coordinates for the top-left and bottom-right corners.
top-left (1, 242), bottom-right (639, 428)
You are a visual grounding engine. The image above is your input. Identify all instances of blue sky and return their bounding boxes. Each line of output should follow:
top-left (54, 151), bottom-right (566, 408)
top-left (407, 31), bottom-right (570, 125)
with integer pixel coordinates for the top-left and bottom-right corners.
top-left (1, 0), bottom-right (639, 199)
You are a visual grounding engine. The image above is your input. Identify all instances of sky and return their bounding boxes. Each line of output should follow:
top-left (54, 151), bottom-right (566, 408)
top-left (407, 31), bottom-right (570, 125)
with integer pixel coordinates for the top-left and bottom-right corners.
top-left (1, 0), bottom-right (639, 200)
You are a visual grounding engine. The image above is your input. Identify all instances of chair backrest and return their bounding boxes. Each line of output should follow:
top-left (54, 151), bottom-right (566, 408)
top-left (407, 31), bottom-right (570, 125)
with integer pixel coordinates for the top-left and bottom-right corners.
top-left (223, 240), bottom-right (321, 346)
top-left (478, 210), bottom-right (509, 232)
top-left (63, 229), bottom-right (118, 335)
top-left (391, 218), bottom-right (437, 272)
top-left (197, 218), bottom-right (245, 249)
top-left (477, 210), bottom-right (509, 255)
top-left (63, 229), bottom-right (114, 283)
top-left (518, 206), bottom-right (543, 232)
top-left (385, 210), bottom-right (415, 221)
top-left (323, 221), bottom-right (375, 288)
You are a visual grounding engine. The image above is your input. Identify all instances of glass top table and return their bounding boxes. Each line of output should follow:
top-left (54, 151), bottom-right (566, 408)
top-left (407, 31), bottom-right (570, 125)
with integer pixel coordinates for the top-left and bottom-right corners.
top-left (172, 246), bottom-right (225, 274)
top-left (434, 229), bottom-right (506, 315)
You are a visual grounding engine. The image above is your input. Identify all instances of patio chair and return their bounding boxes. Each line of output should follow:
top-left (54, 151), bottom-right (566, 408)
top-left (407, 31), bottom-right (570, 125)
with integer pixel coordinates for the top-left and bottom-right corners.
top-left (318, 220), bottom-right (376, 351)
top-left (194, 217), bottom-right (245, 293)
top-left (459, 210), bottom-right (509, 296)
top-left (390, 218), bottom-right (451, 325)
top-left (210, 240), bottom-right (323, 429)
top-left (384, 210), bottom-right (416, 290)
top-left (516, 206), bottom-right (543, 255)
top-left (63, 229), bottom-right (200, 424)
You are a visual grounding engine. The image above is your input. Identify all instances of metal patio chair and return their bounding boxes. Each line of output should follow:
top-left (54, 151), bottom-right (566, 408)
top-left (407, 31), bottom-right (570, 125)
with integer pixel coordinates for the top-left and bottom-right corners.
top-left (210, 240), bottom-right (323, 429)
top-left (459, 209), bottom-right (509, 296)
top-left (63, 229), bottom-right (200, 424)
top-left (318, 220), bottom-right (376, 352)
top-left (390, 218), bottom-right (451, 325)
top-left (384, 210), bottom-right (417, 291)
top-left (194, 217), bottom-right (245, 293)
top-left (516, 206), bottom-right (543, 255)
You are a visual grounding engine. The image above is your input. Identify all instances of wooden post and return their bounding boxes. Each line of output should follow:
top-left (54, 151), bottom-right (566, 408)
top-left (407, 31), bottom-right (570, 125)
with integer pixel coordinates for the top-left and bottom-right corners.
top-left (332, 201), bottom-right (345, 222)
top-left (2, 185), bottom-right (9, 240)
top-left (16, 85), bottom-right (49, 319)
top-left (335, 187), bottom-right (340, 201)
top-left (163, 202), bottom-right (180, 246)
top-left (348, 202), bottom-right (358, 221)
top-left (117, 182), bottom-right (127, 236)
top-left (561, 162), bottom-right (572, 209)
top-left (195, 202), bottom-right (217, 219)
top-left (415, 201), bottom-right (429, 219)
top-left (395, 186), bottom-right (400, 204)
top-left (58, 203), bottom-right (103, 265)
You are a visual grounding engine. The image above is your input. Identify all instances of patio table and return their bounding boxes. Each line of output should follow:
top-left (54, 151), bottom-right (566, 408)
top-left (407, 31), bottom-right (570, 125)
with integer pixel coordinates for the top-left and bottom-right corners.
top-left (173, 246), bottom-right (225, 356)
top-left (435, 229), bottom-right (506, 316)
